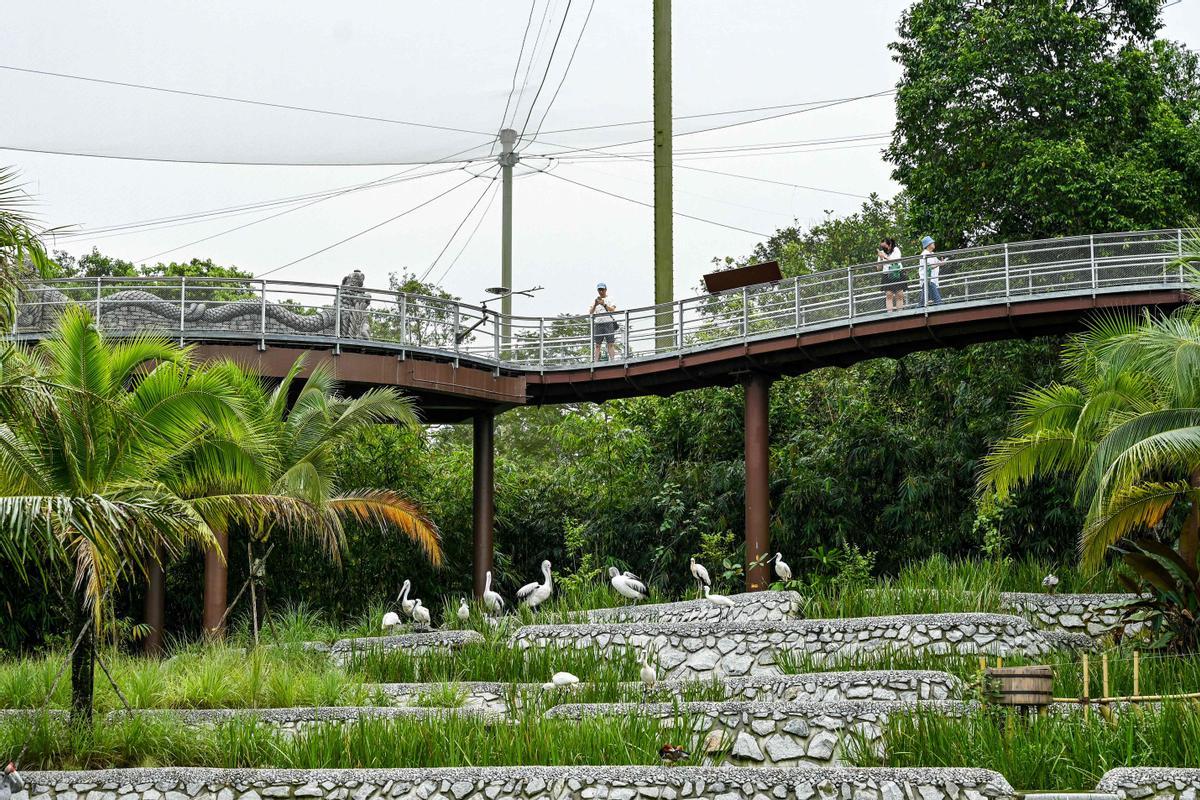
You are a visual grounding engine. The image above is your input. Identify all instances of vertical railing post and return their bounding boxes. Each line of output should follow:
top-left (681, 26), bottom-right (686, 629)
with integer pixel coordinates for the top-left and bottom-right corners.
top-left (623, 309), bottom-right (630, 358)
top-left (493, 311), bottom-right (501, 362)
top-left (453, 305), bottom-right (460, 355)
top-left (741, 286), bottom-right (749, 338)
top-left (259, 280), bottom-right (267, 351)
top-left (333, 284), bottom-right (343, 354)
top-left (794, 277), bottom-right (802, 329)
top-left (95, 277), bottom-right (102, 326)
top-left (399, 294), bottom-right (408, 346)
top-left (1003, 243), bottom-right (1011, 302)
top-left (847, 267), bottom-right (855, 318)
top-left (538, 317), bottom-right (545, 366)
top-left (1179, 229), bottom-right (1186, 285)
top-left (1089, 234), bottom-right (1097, 293)
top-left (589, 314), bottom-right (595, 362)
top-left (677, 299), bottom-right (685, 350)
top-left (179, 276), bottom-right (187, 345)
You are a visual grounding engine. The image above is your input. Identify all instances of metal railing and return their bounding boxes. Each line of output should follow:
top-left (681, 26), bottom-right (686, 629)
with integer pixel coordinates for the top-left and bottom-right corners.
top-left (12, 229), bottom-right (1192, 371)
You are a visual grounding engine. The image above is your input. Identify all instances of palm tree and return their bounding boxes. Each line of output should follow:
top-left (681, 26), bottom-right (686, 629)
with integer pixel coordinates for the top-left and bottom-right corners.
top-left (0, 167), bottom-right (54, 323)
top-left (0, 307), bottom-right (254, 720)
top-left (979, 307), bottom-right (1200, 570)
top-left (176, 356), bottom-right (442, 637)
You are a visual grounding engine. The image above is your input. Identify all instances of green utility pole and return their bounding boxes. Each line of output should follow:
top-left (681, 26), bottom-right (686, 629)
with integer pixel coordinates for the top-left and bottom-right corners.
top-left (499, 128), bottom-right (519, 348)
top-left (653, 0), bottom-right (673, 347)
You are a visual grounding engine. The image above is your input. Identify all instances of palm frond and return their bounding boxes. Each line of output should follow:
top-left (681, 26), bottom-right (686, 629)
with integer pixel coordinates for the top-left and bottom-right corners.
top-left (1080, 480), bottom-right (1193, 570)
top-left (329, 489), bottom-right (443, 566)
top-left (977, 429), bottom-right (1085, 501)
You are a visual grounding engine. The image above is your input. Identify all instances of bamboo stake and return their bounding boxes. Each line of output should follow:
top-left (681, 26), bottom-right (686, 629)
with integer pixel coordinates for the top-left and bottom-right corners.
top-left (979, 656), bottom-right (986, 673)
top-left (1082, 653), bottom-right (1090, 718)
top-left (1133, 650), bottom-right (1141, 699)
top-left (1052, 690), bottom-right (1200, 704)
top-left (1102, 653), bottom-right (1109, 700)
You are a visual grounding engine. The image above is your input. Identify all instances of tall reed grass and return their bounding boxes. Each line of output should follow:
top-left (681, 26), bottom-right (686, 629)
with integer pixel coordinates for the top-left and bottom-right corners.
top-left (851, 703), bottom-right (1200, 790)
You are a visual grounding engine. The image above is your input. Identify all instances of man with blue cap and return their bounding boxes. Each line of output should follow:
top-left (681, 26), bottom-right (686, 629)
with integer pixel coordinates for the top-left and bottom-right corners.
top-left (589, 282), bottom-right (619, 361)
top-left (918, 236), bottom-right (942, 306)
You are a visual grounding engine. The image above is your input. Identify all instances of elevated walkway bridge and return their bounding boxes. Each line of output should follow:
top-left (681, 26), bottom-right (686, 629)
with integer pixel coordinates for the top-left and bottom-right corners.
top-left (14, 229), bottom-right (1192, 596)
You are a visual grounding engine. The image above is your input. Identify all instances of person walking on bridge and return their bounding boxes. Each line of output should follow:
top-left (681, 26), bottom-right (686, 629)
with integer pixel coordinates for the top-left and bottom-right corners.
top-left (590, 282), bottom-right (619, 361)
top-left (918, 236), bottom-right (942, 306)
top-left (877, 237), bottom-right (906, 312)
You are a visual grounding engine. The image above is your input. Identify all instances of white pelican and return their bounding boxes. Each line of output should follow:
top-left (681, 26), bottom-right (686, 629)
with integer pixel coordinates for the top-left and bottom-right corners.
top-left (398, 579), bottom-right (415, 617)
top-left (411, 598), bottom-right (431, 627)
top-left (457, 598), bottom-right (471, 622)
top-left (640, 651), bottom-right (657, 700)
top-left (517, 560), bottom-right (554, 610)
top-left (542, 671), bottom-right (580, 690)
top-left (703, 586), bottom-right (735, 608)
top-left (689, 557), bottom-right (711, 589)
top-left (773, 553), bottom-right (792, 582)
top-left (608, 566), bottom-right (647, 600)
top-left (381, 611), bottom-right (402, 633)
top-left (1042, 574), bottom-right (1060, 593)
top-left (483, 571), bottom-right (505, 615)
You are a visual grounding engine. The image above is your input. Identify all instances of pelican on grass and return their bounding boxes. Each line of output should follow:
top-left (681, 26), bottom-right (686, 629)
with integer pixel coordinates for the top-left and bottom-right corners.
top-left (703, 586), bottom-right (735, 608)
top-left (517, 559), bottom-right (554, 610)
top-left (411, 598), bottom-right (431, 627)
top-left (457, 598), bottom-right (471, 622)
top-left (689, 557), bottom-right (711, 590)
top-left (398, 579), bottom-right (415, 617)
top-left (483, 571), bottom-right (505, 615)
top-left (609, 566), bottom-right (647, 601)
top-left (773, 553), bottom-right (792, 582)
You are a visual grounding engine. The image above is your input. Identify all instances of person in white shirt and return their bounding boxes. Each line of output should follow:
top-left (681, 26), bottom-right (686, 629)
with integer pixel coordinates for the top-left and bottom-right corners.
top-left (877, 237), bottom-right (907, 311)
top-left (589, 282), bottom-right (619, 361)
top-left (918, 236), bottom-right (942, 306)
top-left (1, 763), bottom-right (22, 800)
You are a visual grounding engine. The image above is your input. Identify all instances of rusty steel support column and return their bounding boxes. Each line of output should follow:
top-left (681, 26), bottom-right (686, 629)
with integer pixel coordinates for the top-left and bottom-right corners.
top-left (201, 531), bottom-right (229, 638)
top-left (472, 410), bottom-right (495, 600)
top-left (744, 373), bottom-right (772, 591)
top-left (143, 548), bottom-right (165, 656)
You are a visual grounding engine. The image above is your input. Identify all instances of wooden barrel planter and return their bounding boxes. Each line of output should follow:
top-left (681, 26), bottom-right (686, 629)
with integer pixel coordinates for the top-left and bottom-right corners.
top-left (985, 665), bottom-right (1054, 707)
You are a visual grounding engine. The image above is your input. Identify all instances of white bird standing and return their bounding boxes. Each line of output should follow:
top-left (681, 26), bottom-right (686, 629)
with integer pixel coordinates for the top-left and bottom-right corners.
top-left (381, 611), bottom-right (401, 633)
top-left (703, 585), bottom-right (736, 608)
top-left (543, 671), bottom-right (580, 690)
top-left (689, 557), bottom-right (711, 590)
top-left (1042, 574), bottom-right (1060, 593)
top-left (483, 571), bottom-right (505, 615)
top-left (411, 598), bottom-right (431, 627)
top-left (773, 553), bottom-right (792, 582)
top-left (457, 598), bottom-right (471, 622)
top-left (517, 560), bottom-right (554, 610)
top-left (640, 651), bottom-right (657, 701)
top-left (398, 579), bottom-right (415, 617)
top-left (608, 566), bottom-right (647, 601)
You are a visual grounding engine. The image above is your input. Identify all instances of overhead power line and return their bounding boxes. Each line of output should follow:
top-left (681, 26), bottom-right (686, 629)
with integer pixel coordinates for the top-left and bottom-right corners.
top-left (497, 0), bottom-right (541, 146)
top-left (532, 167), bottom-right (771, 238)
top-left (527, 0), bottom-right (596, 146)
top-left (0, 64), bottom-right (493, 136)
top-left (515, 0), bottom-right (575, 148)
top-left (420, 166), bottom-right (501, 282)
top-left (435, 180), bottom-right (502, 286)
top-left (260, 172), bottom-right (485, 278)
top-left (537, 89), bottom-right (897, 135)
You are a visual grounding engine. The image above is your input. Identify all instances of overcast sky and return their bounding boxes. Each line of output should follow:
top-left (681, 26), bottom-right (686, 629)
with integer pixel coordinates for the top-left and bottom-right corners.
top-left (3, 1), bottom-right (1199, 316)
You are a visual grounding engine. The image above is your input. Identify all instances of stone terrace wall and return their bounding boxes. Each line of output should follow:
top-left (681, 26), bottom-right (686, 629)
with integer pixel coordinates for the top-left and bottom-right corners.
top-left (586, 592), bottom-right (801, 624)
top-left (511, 614), bottom-right (1071, 680)
top-left (116, 706), bottom-right (498, 733)
top-left (722, 671), bottom-right (963, 703)
top-left (363, 671), bottom-right (961, 714)
top-left (18, 766), bottom-right (1018, 800)
top-left (1000, 593), bottom-right (1142, 637)
top-left (1096, 768), bottom-right (1200, 800)
top-left (546, 700), bottom-right (974, 768)
top-left (301, 631), bottom-right (482, 663)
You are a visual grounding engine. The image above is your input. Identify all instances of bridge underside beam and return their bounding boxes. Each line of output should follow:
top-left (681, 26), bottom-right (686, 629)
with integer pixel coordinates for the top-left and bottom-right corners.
top-left (744, 372), bottom-right (772, 592)
top-left (472, 411), bottom-right (495, 599)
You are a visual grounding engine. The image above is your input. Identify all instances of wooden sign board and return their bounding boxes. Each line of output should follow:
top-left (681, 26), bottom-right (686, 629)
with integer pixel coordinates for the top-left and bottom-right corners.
top-left (703, 260), bottom-right (782, 294)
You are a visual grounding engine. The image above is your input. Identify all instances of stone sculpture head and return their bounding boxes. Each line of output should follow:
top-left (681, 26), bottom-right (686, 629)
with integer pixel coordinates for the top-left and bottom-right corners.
top-left (341, 269), bottom-right (366, 288)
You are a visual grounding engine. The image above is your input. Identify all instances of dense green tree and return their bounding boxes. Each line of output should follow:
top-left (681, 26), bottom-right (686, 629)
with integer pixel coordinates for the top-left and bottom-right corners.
top-left (51, 248), bottom-right (252, 282)
top-left (888, 0), bottom-right (1200, 244)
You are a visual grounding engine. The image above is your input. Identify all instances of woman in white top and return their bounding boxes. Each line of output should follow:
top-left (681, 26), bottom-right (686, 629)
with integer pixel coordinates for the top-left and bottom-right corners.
top-left (877, 237), bottom-right (906, 312)
top-left (589, 282), bottom-right (619, 361)
top-left (918, 235), bottom-right (942, 306)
